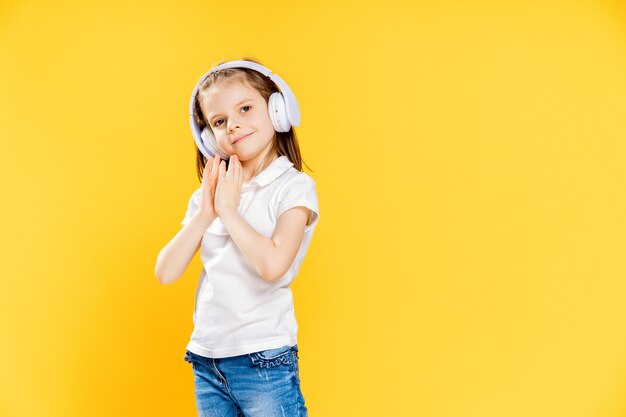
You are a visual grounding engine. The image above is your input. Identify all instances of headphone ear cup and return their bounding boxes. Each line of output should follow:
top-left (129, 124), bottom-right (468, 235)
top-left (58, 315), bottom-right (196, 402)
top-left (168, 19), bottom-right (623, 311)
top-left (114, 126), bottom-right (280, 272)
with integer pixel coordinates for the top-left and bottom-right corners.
top-left (201, 127), bottom-right (230, 160)
top-left (268, 92), bottom-right (291, 132)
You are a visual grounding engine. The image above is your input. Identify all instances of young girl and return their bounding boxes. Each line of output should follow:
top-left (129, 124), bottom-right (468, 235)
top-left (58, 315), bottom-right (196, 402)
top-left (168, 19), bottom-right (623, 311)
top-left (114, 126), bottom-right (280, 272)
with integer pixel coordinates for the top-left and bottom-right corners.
top-left (155, 57), bottom-right (318, 417)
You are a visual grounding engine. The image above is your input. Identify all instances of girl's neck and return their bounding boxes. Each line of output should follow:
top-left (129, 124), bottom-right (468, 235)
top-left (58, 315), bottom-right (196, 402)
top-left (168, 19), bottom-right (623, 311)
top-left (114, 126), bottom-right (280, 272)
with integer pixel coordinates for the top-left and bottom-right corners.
top-left (241, 150), bottom-right (278, 183)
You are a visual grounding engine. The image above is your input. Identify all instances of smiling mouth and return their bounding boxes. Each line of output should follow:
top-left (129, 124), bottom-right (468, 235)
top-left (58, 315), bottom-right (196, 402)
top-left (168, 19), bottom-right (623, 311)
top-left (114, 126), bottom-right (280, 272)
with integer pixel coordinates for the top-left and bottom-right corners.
top-left (232, 133), bottom-right (252, 144)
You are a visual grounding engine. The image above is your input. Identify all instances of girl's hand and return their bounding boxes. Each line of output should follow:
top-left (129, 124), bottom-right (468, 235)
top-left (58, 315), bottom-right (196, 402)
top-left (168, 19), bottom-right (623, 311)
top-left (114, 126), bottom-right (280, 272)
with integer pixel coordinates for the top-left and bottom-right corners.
top-left (215, 154), bottom-right (243, 216)
top-left (197, 155), bottom-right (222, 220)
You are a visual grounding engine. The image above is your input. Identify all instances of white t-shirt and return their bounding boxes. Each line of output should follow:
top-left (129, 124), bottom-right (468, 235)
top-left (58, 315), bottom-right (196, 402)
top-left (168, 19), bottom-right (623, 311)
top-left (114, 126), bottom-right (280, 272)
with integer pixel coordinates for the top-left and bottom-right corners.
top-left (181, 155), bottom-right (320, 358)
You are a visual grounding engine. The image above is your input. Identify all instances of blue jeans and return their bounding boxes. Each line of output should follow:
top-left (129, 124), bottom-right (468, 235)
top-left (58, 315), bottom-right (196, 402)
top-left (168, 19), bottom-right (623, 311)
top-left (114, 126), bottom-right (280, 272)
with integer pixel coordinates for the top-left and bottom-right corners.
top-left (183, 344), bottom-right (308, 417)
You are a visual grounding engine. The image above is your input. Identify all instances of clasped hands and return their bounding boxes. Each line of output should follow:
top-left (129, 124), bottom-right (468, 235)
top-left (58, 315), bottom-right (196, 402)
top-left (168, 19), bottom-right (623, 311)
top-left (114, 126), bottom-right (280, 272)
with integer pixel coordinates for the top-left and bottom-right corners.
top-left (197, 154), bottom-right (243, 220)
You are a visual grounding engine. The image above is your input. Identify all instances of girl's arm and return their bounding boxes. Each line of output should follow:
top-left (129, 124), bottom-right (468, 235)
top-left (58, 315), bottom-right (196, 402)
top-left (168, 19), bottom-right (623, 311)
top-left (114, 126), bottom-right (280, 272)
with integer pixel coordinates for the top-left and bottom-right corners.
top-left (218, 206), bottom-right (311, 283)
top-left (155, 211), bottom-right (216, 285)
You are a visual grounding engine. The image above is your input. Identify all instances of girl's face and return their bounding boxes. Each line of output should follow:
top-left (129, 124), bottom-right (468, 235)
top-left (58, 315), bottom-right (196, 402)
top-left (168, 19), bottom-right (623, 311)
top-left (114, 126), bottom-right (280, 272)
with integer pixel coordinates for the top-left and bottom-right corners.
top-left (200, 80), bottom-right (275, 162)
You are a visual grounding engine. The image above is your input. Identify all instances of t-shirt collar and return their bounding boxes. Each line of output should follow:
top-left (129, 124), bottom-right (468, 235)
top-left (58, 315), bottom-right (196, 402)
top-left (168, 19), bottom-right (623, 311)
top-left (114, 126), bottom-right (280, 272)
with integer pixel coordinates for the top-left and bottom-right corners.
top-left (244, 155), bottom-right (294, 188)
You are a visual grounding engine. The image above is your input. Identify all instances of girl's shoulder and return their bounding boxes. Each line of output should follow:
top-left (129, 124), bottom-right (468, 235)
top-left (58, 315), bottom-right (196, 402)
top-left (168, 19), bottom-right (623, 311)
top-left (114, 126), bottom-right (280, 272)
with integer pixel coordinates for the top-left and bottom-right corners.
top-left (273, 168), bottom-right (320, 230)
top-left (274, 168), bottom-right (317, 195)
top-left (279, 166), bottom-right (316, 185)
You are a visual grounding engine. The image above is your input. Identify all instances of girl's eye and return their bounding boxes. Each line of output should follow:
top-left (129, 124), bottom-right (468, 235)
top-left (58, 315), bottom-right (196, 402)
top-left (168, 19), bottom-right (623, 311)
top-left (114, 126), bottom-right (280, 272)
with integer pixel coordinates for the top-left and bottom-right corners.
top-left (213, 105), bottom-right (252, 127)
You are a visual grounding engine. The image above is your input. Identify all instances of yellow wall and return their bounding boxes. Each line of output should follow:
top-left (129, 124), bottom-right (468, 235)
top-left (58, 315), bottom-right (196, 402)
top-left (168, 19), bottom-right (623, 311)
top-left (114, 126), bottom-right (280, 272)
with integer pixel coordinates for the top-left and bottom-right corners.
top-left (1, 0), bottom-right (626, 416)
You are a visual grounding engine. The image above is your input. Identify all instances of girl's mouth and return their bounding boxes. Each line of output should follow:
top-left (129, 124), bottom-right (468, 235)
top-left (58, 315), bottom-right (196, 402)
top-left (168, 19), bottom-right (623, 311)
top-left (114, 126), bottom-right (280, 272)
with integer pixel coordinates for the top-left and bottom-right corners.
top-left (233, 133), bottom-right (252, 144)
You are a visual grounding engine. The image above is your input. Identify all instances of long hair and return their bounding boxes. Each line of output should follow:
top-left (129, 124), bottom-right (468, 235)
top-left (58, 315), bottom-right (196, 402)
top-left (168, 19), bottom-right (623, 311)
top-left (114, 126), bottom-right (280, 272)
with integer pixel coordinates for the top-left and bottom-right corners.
top-left (191, 56), bottom-right (312, 183)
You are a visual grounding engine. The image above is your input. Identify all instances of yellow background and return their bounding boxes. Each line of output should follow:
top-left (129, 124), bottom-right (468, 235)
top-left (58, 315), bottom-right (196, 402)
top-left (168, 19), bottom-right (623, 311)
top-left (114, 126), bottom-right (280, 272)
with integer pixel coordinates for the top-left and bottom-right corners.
top-left (1, 0), bottom-right (626, 416)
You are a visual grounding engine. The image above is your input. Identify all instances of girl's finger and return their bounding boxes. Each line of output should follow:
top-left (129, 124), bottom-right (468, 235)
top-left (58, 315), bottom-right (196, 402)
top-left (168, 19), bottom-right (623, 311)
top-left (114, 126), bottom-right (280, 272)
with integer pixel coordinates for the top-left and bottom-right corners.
top-left (207, 157), bottom-right (217, 174)
top-left (202, 162), bottom-right (210, 181)
top-left (210, 156), bottom-right (220, 183)
top-left (235, 155), bottom-right (242, 185)
top-left (218, 160), bottom-right (225, 181)
top-left (206, 156), bottom-right (214, 171)
top-left (226, 155), bottom-right (235, 181)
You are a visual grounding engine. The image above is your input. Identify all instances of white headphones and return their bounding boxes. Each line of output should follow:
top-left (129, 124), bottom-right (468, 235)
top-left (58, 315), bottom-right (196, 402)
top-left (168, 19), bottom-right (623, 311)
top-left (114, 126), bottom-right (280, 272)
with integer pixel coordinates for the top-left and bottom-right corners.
top-left (188, 60), bottom-right (301, 160)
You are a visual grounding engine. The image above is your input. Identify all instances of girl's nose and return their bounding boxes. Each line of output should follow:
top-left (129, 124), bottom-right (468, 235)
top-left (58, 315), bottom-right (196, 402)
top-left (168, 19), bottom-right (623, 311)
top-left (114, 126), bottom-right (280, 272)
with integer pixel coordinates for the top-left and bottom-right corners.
top-left (227, 119), bottom-right (241, 133)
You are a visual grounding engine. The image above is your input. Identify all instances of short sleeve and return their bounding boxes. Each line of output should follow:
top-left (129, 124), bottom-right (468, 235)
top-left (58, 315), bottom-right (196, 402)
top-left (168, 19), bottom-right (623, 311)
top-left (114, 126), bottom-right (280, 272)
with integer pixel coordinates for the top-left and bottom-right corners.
top-left (181, 188), bottom-right (201, 226)
top-left (276, 173), bottom-right (320, 233)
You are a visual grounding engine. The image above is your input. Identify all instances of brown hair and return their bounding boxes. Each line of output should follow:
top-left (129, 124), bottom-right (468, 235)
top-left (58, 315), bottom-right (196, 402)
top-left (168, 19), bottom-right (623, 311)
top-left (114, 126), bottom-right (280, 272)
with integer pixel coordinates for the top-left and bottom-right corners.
top-left (191, 56), bottom-right (312, 183)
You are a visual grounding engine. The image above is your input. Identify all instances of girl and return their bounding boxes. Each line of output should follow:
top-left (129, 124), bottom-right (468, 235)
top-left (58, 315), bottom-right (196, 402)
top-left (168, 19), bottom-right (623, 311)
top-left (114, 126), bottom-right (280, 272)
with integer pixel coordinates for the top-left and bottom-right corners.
top-left (155, 57), bottom-right (319, 417)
